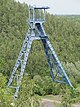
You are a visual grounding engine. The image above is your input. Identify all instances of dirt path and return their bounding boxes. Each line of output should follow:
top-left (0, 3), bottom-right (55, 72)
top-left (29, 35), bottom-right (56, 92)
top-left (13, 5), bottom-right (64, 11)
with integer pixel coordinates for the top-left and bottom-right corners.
top-left (41, 100), bottom-right (55, 107)
top-left (73, 104), bottom-right (80, 107)
top-left (41, 98), bottom-right (80, 107)
top-left (41, 99), bottom-right (60, 107)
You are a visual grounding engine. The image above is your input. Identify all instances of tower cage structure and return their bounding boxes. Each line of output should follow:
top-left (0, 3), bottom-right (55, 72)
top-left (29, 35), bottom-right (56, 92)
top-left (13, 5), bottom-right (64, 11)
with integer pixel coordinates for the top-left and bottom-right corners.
top-left (7, 5), bottom-right (73, 99)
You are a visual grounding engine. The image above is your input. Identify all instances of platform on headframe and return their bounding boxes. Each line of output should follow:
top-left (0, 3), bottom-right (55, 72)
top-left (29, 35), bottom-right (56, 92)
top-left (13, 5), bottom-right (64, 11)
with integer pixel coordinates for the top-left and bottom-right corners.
top-left (7, 5), bottom-right (73, 99)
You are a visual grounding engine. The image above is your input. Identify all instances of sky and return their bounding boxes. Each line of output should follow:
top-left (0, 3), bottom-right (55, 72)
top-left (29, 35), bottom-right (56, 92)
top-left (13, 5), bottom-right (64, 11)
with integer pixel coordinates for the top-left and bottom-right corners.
top-left (15, 0), bottom-right (80, 15)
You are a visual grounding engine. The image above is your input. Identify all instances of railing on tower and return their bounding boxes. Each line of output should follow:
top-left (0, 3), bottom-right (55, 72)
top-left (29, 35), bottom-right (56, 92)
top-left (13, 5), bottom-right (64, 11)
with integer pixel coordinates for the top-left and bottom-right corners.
top-left (28, 5), bottom-right (49, 23)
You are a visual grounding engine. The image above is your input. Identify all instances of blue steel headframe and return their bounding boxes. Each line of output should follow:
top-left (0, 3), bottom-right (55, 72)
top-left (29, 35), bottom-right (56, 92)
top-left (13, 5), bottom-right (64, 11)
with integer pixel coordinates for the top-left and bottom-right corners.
top-left (28, 5), bottom-right (50, 24)
top-left (7, 5), bottom-right (73, 99)
top-left (41, 39), bottom-right (73, 88)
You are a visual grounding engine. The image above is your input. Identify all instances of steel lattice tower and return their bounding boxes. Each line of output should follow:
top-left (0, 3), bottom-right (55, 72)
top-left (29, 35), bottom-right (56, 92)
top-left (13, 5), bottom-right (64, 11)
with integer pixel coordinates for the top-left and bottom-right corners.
top-left (7, 6), bottom-right (73, 98)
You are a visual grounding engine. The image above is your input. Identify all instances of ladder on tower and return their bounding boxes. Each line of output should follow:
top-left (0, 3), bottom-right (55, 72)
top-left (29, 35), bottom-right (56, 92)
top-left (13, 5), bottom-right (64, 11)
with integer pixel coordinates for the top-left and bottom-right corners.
top-left (7, 5), bottom-right (73, 99)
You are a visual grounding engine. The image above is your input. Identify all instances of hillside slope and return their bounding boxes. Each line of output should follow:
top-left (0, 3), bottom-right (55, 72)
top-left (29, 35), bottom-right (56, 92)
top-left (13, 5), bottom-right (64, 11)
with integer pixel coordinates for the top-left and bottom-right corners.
top-left (0, 0), bottom-right (80, 106)
top-left (0, 0), bottom-right (80, 76)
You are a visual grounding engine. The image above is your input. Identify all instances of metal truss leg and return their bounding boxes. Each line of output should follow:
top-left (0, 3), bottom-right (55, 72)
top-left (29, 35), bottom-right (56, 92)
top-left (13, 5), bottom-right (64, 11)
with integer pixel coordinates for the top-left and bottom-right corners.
top-left (42, 38), bottom-right (73, 88)
top-left (14, 38), bottom-right (33, 98)
top-left (7, 29), bottom-right (33, 98)
top-left (7, 29), bottom-right (30, 87)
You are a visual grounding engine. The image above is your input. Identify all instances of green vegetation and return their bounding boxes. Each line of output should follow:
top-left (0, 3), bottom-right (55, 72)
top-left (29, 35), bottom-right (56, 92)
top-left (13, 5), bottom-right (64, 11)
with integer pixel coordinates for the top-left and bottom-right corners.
top-left (0, 0), bottom-right (80, 106)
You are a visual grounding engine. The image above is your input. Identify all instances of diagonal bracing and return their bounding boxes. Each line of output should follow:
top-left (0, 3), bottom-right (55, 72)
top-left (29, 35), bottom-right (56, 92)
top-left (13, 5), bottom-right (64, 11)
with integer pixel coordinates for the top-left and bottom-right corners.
top-left (7, 5), bottom-right (73, 99)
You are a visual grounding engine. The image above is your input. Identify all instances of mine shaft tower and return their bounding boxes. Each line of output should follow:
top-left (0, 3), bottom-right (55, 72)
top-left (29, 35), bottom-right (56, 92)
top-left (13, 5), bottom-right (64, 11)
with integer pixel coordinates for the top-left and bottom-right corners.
top-left (7, 6), bottom-right (73, 98)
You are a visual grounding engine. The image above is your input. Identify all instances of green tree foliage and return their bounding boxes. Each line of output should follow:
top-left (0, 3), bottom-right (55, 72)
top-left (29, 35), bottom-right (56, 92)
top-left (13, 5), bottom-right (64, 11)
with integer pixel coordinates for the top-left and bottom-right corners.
top-left (0, 73), bottom-right (13, 107)
top-left (45, 15), bottom-right (80, 63)
top-left (61, 87), bottom-right (80, 107)
top-left (15, 74), bottom-right (40, 107)
top-left (0, 0), bottom-right (80, 106)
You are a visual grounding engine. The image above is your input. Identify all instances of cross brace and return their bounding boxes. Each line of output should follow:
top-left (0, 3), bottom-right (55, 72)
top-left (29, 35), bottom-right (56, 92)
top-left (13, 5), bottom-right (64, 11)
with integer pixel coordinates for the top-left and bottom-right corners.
top-left (7, 6), bottom-right (73, 99)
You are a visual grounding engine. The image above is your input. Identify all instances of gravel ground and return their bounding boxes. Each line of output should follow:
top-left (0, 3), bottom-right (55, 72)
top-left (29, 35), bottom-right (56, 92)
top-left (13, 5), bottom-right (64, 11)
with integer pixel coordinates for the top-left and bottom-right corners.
top-left (41, 100), bottom-right (55, 107)
top-left (41, 99), bottom-right (80, 107)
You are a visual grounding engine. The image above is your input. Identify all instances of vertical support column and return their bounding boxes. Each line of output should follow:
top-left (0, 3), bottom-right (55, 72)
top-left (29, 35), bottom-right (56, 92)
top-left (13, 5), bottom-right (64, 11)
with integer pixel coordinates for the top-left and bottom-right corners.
top-left (33, 8), bottom-right (35, 22)
top-left (44, 9), bottom-right (46, 21)
top-left (29, 6), bottom-right (30, 21)
top-left (33, 7), bottom-right (35, 29)
top-left (39, 9), bottom-right (41, 20)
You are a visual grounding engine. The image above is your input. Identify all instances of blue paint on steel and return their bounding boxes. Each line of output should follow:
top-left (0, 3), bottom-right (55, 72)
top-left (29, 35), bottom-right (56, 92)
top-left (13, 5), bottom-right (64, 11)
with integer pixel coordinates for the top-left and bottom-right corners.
top-left (7, 5), bottom-right (73, 99)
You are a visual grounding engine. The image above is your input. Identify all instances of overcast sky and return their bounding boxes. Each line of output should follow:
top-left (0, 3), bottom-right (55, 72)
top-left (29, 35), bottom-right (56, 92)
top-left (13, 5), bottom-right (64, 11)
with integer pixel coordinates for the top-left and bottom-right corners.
top-left (15, 0), bottom-right (80, 15)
